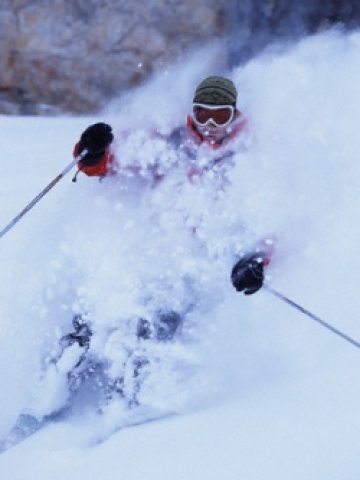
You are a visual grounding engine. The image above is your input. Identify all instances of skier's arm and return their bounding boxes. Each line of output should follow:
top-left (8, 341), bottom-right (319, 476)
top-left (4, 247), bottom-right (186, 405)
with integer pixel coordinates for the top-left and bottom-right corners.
top-left (74, 123), bottom-right (114, 177)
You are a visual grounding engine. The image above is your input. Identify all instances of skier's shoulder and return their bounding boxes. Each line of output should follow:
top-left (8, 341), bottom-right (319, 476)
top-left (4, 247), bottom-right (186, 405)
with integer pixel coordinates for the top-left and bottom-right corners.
top-left (222, 115), bottom-right (253, 153)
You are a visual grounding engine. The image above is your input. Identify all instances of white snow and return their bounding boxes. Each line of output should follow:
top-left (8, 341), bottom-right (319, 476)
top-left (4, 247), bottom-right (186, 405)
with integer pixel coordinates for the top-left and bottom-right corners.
top-left (1, 29), bottom-right (360, 479)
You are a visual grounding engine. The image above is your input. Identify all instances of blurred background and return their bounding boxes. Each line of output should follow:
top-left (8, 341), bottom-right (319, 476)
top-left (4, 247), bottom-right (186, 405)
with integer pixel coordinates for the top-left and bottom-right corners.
top-left (1, 0), bottom-right (360, 115)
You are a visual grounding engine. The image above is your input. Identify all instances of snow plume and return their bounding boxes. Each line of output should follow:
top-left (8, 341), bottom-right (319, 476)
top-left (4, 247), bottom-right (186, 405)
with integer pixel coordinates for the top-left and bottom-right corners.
top-left (1, 28), bottom-right (360, 450)
top-left (103, 40), bottom-right (228, 131)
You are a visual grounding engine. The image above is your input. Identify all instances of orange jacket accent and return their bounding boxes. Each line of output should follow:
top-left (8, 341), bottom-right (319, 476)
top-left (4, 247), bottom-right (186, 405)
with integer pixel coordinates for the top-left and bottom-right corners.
top-left (74, 143), bottom-right (114, 177)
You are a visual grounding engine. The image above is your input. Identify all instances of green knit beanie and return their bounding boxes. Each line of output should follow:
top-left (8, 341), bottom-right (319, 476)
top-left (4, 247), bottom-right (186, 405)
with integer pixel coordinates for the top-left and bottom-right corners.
top-left (193, 76), bottom-right (237, 106)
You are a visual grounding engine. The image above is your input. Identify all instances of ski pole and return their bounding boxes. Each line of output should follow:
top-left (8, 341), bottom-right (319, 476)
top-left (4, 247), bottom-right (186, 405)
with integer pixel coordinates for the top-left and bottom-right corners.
top-left (264, 284), bottom-right (360, 350)
top-left (0, 151), bottom-right (86, 241)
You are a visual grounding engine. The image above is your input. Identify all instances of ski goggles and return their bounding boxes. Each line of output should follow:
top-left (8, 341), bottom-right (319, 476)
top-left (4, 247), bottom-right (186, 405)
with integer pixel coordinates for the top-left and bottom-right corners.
top-left (192, 103), bottom-right (235, 127)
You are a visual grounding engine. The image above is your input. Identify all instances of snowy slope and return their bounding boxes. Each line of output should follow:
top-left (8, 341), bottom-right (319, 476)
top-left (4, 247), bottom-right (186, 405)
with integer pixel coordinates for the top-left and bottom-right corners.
top-left (1, 29), bottom-right (360, 479)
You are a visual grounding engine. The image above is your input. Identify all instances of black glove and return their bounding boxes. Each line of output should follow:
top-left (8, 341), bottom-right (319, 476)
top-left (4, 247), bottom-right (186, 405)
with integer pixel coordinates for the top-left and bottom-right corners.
top-left (78, 122), bottom-right (113, 166)
top-left (231, 253), bottom-right (265, 295)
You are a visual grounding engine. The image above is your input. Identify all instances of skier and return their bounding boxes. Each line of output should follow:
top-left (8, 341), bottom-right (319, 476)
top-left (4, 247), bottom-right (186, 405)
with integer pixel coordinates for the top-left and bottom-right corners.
top-left (62, 76), bottom-right (272, 397)
top-left (72, 76), bottom-right (249, 181)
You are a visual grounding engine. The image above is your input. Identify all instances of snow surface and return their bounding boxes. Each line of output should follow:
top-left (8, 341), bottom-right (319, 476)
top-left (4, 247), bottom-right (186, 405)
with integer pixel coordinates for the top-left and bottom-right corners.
top-left (1, 29), bottom-right (360, 479)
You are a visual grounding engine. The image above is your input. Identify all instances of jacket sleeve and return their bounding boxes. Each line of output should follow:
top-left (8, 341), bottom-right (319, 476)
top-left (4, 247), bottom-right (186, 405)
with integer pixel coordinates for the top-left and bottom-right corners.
top-left (243, 237), bottom-right (275, 266)
top-left (73, 142), bottom-right (114, 177)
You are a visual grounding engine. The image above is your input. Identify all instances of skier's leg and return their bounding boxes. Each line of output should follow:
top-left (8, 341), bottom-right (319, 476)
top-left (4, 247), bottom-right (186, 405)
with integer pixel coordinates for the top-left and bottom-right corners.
top-left (106, 311), bottom-right (183, 405)
top-left (136, 310), bottom-right (182, 342)
top-left (43, 313), bottom-right (92, 376)
top-left (154, 311), bottom-right (182, 341)
top-left (136, 318), bottom-right (153, 340)
top-left (60, 314), bottom-right (92, 350)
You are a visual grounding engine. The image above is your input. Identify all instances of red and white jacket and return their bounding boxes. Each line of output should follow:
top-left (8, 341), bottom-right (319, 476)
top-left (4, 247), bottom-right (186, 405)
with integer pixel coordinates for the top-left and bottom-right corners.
top-left (73, 114), bottom-right (274, 264)
top-left (74, 114), bottom-right (249, 181)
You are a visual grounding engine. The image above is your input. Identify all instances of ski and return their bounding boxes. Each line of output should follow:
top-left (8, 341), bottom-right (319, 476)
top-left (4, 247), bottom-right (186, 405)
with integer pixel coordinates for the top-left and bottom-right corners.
top-left (0, 408), bottom-right (176, 452)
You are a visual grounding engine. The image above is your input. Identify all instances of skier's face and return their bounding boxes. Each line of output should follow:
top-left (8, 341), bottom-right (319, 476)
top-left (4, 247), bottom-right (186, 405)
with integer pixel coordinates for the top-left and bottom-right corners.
top-left (196, 122), bottom-right (231, 144)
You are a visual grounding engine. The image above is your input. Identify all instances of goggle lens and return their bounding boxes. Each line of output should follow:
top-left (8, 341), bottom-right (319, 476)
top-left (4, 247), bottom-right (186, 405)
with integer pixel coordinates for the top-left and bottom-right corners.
top-left (193, 104), bottom-right (234, 127)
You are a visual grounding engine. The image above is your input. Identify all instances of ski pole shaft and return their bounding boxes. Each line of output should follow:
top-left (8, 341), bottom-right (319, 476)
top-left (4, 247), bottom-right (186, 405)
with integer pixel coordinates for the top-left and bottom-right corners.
top-left (0, 151), bottom-right (86, 241)
top-left (264, 284), bottom-right (360, 350)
